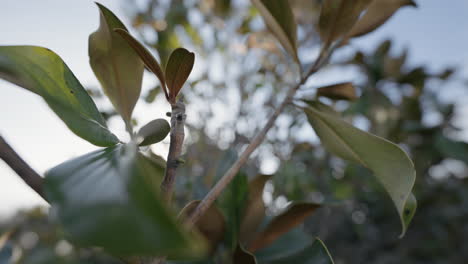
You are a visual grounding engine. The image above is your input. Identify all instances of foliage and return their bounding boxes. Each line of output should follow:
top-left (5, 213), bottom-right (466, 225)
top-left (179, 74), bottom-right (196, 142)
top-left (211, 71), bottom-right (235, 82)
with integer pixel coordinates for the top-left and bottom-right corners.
top-left (2, 0), bottom-right (461, 263)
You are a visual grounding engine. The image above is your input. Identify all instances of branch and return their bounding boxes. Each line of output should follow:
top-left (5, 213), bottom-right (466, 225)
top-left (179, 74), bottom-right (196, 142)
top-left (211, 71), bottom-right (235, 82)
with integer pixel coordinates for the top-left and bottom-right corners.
top-left (0, 135), bottom-right (47, 202)
top-left (185, 60), bottom-right (326, 227)
top-left (160, 97), bottom-right (186, 202)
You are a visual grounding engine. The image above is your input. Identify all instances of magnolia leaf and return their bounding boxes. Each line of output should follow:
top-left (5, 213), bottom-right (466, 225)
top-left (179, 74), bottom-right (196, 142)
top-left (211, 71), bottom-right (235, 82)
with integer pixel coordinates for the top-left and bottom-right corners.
top-left (304, 101), bottom-right (416, 236)
top-left (137, 118), bottom-right (170, 146)
top-left (240, 175), bottom-right (272, 244)
top-left (264, 238), bottom-right (334, 264)
top-left (165, 48), bottom-right (195, 104)
top-left (0, 46), bottom-right (119, 147)
top-left (347, 0), bottom-right (417, 39)
top-left (217, 172), bottom-right (249, 250)
top-left (251, 0), bottom-right (299, 64)
top-left (44, 144), bottom-right (204, 257)
top-left (89, 3), bottom-right (144, 124)
top-left (233, 244), bottom-right (257, 264)
top-left (318, 0), bottom-right (372, 45)
top-left (316, 82), bottom-right (358, 101)
top-left (179, 200), bottom-right (226, 253)
top-left (114, 28), bottom-right (168, 100)
top-left (248, 202), bottom-right (320, 252)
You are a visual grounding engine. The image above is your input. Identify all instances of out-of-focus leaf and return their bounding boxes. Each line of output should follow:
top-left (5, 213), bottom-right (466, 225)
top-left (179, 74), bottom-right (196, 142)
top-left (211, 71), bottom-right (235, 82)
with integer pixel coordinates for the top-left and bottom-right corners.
top-left (265, 238), bottom-right (334, 264)
top-left (304, 101), bottom-right (417, 236)
top-left (316, 82), bottom-right (358, 101)
top-left (435, 134), bottom-right (468, 163)
top-left (145, 87), bottom-right (160, 103)
top-left (165, 48), bottom-right (195, 104)
top-left (233, 244), bottom-right (257, 264)
top-left (347, 0), bottom-right (417, 39)
top-left (89, 3), bottom-right (144, 124)
top-left (240, 175), bottom-right (272, 244)
top-left (318, 0), bottom-right (372, 45)
top-left (217, 172), bottom-right (249, 250)
top-left (251, 0), bottom-right (299, 64)
top-left (114, 28), bottom-right (168, 100)
top-left (179, 200), bottom-right (226, 253)
top-left (44, 143), bottom-right (204, 257)
top-left (249, 203), bottom-right (320, 252)
top-left (254, 227), bottom-right (311, 263)
top-left (137, 118), bottom-right (170, 146)
top-left (0, 46), bottom-right (119, 147)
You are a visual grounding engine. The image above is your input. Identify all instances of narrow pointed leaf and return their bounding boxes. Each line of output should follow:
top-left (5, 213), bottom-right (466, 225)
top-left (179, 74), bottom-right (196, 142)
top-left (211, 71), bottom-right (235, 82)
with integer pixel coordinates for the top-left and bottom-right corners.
top-left (165, 48), bottom-right (195, 104)
top-left (318, 0), bottom-right (372, 44)
top-left (44, 144), bottom-right (204, 257)
top-left (248, 202), bottom-right (320, 252)
top-left (316, 82), bottom-right (358, 101)
top-left (251, 0), bottom-right (299, 64)
top-left (137, 118), bottom-right (171, 146)
top-left (179, 200), bottom-right (226, 253)
top-left (240, 175), bottom-right (272, 244)
top-left (114, 28), bottom-right (168, 100)
top-left (304, 101), bottom-right (416, 236)
top-left (0, 46), bottom-right (119, 146)
top-left (347, 0), bottom-right (417, 39)
top-left (89, 3), bottom-right (144, 123)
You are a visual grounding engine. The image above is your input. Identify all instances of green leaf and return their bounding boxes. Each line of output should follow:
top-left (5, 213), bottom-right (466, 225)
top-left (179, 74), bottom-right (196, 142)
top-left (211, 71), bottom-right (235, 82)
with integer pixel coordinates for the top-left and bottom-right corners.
top-left (304, 101), bottom-right (416, 236)
top-left (179, 200), bottom-right (226, 253)
top-left (251, 0), bottom-right (299, 64)
top-left (316, 82), bottom-right (358, 101)
top-left (318, 0), bottom-right (372, 45)
top-left (217, 172), bottom-right (249, 250)
top-left (0, 46), bottom-right (119, 147)
top-left (89, 3), bottom-right (144, 124)
top-left (248, 202), bottom-right (320, 252)
top-left (233, 244), bottom-right (257, 264)
top-left (114, 28), bottom-right (168, 100)
top-left (44, 144), bottom-right (204, 257)
top-left (265, 238), bottom-right (334, 264)
top-left (137, 118), bottom-right (171, 146)
top-left (347, 0), bottom-right (417, 39)
top-left (165, 48), bottom-right (195, 104)
top-left (240, 175), bottom-right (272, 244)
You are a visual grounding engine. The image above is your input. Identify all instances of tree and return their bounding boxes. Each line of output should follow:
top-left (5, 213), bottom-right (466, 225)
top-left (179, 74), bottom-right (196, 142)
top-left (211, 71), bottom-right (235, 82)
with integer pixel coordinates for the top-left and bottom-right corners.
top-left (0, 1), bottom-right (432, 263)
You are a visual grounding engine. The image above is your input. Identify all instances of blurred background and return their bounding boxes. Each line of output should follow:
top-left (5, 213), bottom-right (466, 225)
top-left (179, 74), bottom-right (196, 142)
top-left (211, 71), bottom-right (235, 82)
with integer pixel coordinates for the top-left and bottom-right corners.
top-left (1, 0), bottom-right (468, 263)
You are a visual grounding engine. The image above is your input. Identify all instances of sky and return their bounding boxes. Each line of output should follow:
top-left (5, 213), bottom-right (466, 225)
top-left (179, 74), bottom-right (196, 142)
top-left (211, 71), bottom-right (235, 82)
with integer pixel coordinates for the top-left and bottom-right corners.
top-left (0, 0), bottom-right (467, 219)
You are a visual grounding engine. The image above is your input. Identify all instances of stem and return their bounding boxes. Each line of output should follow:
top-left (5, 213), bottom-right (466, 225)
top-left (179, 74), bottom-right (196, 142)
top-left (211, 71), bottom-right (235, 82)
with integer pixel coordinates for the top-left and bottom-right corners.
top-left (0, 135), bottom-right (47, 202)
top-left (186, 62), bottom-right (324, 227)
top-left (160, 97), bottom-right (186, 202)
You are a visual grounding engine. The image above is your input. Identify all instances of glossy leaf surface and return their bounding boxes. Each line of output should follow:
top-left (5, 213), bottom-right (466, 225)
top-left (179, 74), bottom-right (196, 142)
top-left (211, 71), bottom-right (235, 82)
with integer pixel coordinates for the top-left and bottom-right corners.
top-left (318, 0), bottom-right (372, 44)
top-left (304, 101), bottom-right (416, 236)
top-left (44, 144), bottom-right (202, 257)
top-left (165, 48), bottom-right (195, 104)
top-left (265, 238), bottom-right (334, 264)
top-left (0, 46), bottom-right (119, 146)
top-left (251, 0), bottom-right (299, 63)
top-left (347, 0), bottom-right (417, 39)
top-left (114, 28), bottom-right (168, 100)
top-left (89, 3), bottom-right (144, 124)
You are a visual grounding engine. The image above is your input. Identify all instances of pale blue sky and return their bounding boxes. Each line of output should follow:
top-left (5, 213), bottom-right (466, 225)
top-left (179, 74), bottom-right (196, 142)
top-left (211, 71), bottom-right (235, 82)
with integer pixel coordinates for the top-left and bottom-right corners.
top-left (0, 0), bottom-right (467, 219)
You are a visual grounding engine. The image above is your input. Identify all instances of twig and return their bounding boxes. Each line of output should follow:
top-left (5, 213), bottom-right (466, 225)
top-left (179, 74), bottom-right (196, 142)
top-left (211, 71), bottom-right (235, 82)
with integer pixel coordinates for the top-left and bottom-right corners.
top-left (186, 59), bottom-right (327, 227)
top-left (160, 97), bottom-right (186, 202)
top-left (0, 135), bottom-right (47, 202)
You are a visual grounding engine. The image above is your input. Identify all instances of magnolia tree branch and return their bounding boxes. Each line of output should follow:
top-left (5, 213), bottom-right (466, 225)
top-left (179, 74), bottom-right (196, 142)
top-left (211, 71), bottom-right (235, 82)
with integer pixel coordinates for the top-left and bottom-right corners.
top-left (0, 135), bottom-right (47, 202)
top-left (186, 59), bottom-right (327, 227)
top-left (160, 97), bottom-right (186, 202)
